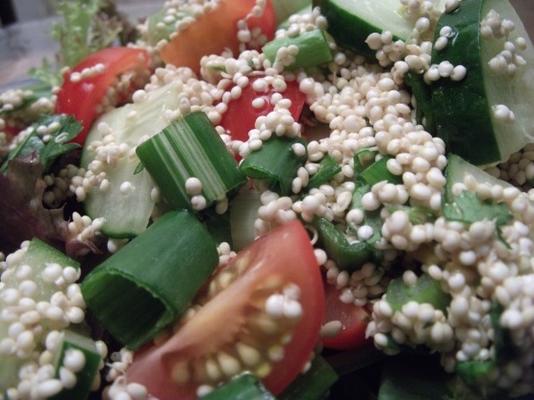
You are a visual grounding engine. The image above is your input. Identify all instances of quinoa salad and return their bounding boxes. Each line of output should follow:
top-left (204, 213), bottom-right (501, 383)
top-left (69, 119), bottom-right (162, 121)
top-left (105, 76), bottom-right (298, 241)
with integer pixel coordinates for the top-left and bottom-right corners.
top-left (1, 0), bottom-right (534, 399)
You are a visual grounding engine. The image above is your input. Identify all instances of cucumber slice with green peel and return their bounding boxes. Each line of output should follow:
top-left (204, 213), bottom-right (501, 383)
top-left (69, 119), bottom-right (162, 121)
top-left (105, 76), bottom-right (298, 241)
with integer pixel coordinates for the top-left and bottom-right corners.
top-left (82, 83), bottom-right (183, 238)
top-left (0, 239), bottom-right (80, 392)
top-left (273, 0), bottom-right (312, 26)
top-left (430, 0), bottom-right (534, 166)
top-left (314, 0), bottom-right (413, 56)
top-left (50, 331), bottom-right (101, 400)
top-left (445, 154), bottom-right (514, 202)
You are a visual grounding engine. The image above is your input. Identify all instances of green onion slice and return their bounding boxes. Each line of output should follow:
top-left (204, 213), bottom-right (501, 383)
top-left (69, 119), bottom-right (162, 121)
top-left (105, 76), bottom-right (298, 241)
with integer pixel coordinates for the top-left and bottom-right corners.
top-left (81, 211), bottom-right (218, 349)
top-left (263, 28), bottom-right (333, 69)
top-left (308, 155), bottom-right (341, 189)
top-left (360, 157), bottom-right (402, 186)
top-left (136, 111), bottom-right (246, 210)
top-left (240, 136), bottom-right (306, 195)
top-left (279, 356), bottom-right (338, 400)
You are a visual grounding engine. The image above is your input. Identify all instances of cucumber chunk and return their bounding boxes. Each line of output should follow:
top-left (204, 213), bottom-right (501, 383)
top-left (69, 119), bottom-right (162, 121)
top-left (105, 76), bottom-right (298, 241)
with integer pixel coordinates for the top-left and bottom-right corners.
top-left (82, 83), bottom-right (182, 238)
top-left (0, 239), bottom-right (80, 392)
top-left (51, 331), bottom-right (101, 400)
top-left (431, 0), bottom-right (534, 166)
top-left (314, 0), bottom-right (413, 56)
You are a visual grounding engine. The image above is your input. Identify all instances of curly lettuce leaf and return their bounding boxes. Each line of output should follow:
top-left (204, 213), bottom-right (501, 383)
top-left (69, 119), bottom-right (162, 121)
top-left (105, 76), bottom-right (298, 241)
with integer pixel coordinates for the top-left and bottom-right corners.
top-left (51, 0), bottom-right (123, 67)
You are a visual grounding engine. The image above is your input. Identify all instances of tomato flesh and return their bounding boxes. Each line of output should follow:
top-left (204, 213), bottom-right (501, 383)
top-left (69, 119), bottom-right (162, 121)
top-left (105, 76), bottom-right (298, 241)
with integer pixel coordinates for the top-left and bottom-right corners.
top-left (127, 221), bottom-right (325, 400)
top-left (322, 284), bottom-right (370, 350)
top-left (161, 0), bottom-right (276, 73)
top-left (55, 47), bottom-right (150, 144)
top-left (220, 77), bottom-right (306, 143)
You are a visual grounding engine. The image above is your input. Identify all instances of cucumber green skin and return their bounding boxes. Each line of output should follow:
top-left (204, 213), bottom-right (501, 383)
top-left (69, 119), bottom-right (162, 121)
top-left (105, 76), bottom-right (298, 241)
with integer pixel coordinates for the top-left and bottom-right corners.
top-left (202, 373), bottom-right (275, 400)
top-left (314, 0), bottom-right (409, 58)
top-left (314, 0), bottom-right (376, 57)
top-left (405, 72), bottom-right (435, 132)
top-left (430, 0), bottom-right (499, 166)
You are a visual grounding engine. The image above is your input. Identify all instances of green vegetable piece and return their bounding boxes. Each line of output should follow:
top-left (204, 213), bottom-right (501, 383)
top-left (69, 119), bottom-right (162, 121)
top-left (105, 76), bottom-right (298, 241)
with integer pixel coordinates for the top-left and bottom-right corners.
top-left (50, 331), bottom-right (101, 400)
top-left (308, 155), bottom-right (342, 189)
top-left (279, 356), bottom-right (338, 400)
top-left (349, 181), bottom-right (383, 246)
top-left (405, 72), bottom-right (434, 133)
top-left (82, 211), bottom-right (218, 349)
top-left (443, 191), bottom-right (512, 227)
top-left (386, 273), bottom-right (451, 312)
top-left (273, 0), bottom-right (312, 25)
top-left (203, 210), bottom-right (233, 247)
top-left (241, 136), bottom-right (307, 195)
top-left (353, 148), bottom-right (377, 174)
top-left (378, 356), bottom-right (452, 400)
top-left (0, 239), bottom-right (80, 392)
top-left (1, 115), bottom-right (81, 173)
top-left (136, 111), bottom-right (246, 211)
top-left (52, 0), bottom-right (123, 67)
top-left (455, 360), bottom-right (495, 388)
top-left (263, 29), bottom-right (333, 69)
top-left (315, 217), bottom-right (375, 272)
top-left (201, 373), bottom-right (275, 400)
top-left (360, 157), bottom-right (402, 186)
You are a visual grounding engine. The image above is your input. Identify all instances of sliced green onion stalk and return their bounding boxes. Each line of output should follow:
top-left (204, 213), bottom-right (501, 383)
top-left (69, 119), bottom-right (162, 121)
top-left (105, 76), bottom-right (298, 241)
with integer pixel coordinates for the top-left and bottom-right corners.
top-left (136, 111), bottom-right (246, 211)
top-left (315, 217), bottom-right (375, 272)
top-left (308, 155), bottom-right (342, 189)
top-left (229, 187), bottom-right (262, 251)
top-left (201, 373), bottom-right (275, 400)
top-left (353, 148), bottom-right (377, 174)
top-left (263, 29), bottom-right (333, 69)
top-left (279, 356), bottom-right (338, 400)
top-left (81, 211), bottom-right (218, 349)
top-left (50, 330), bottom-right (101, 400)
top-left (240, 136), bottom-right (307, 195)
top-left (385, 273), bottom-right (451, 313)
top-left (360, 156), bottom-right (402, 186)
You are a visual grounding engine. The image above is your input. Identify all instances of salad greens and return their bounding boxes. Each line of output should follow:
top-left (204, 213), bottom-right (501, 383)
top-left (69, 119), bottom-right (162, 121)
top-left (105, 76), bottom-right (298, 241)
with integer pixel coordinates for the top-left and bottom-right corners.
top-left (1, 0), bottom-right (534, 399)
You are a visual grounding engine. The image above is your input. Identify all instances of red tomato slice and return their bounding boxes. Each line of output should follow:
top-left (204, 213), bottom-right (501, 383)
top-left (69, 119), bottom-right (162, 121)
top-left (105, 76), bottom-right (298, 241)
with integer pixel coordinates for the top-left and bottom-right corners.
top-left (220, 77), bottom-right (306, 143)
top-left (322, 284), bottom-right (370, 350)
top-left (160, 0), bottom-right (275, 73)
top-left (127, 221), bottom-right (325, 400)
top-left (55, 47), bottom-right (150, 144)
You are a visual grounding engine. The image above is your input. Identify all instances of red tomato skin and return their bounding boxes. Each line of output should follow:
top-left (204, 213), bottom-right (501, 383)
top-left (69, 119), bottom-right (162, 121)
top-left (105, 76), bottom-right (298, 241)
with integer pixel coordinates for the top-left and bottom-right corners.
top-left (322, 284), bottom-right (370, 350)
top-left (220, 78), bottom-right (306, 143)
top-left (55, 47), bottom-right (150, 144)
top-left (126, 221), bottom-right (325, 400)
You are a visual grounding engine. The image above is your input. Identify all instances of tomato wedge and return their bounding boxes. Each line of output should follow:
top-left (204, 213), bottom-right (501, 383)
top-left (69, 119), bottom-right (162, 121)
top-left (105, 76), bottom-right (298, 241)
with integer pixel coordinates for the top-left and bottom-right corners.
top-left (322, 284), bottom-right (370, 350)
top-left (160, 0), bottom-right (276, 73)
top-left (220, 77), bottom-right (306, 143)
top-left (55, 47), bottom-right (150, 144)
top-left (127, 221), bottom-right (325, 400)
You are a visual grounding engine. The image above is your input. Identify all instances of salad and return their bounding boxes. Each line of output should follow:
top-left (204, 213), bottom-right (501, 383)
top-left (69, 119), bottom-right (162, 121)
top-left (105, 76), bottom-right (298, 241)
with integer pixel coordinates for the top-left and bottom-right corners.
top-left (1, 0), bottom-right (534, 399)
